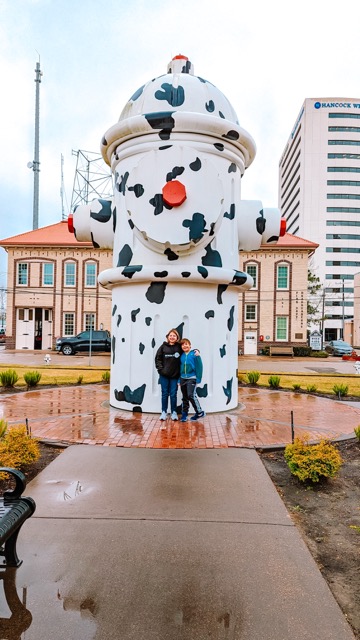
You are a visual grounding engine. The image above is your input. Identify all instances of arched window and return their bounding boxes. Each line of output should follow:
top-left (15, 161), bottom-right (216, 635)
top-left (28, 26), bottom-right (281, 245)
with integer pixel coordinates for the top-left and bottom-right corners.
top-left (64, 262), bottom-right (76, 287)
top-left (85, 262), bottom-right (97, 287)
top-left (277, 264), bottom-right (289, 290)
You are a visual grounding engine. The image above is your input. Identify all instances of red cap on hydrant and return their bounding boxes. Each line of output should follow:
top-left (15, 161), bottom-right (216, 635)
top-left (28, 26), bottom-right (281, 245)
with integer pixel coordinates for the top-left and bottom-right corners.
top-left (162, 181), bottom-right (187, 207)
top-left (68, 214), bottom-right (74, 234)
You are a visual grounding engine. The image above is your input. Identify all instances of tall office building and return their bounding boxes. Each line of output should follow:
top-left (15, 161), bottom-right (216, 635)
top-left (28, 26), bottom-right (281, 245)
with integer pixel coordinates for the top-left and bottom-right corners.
top-left (279, 98), bottom-right (360, 341)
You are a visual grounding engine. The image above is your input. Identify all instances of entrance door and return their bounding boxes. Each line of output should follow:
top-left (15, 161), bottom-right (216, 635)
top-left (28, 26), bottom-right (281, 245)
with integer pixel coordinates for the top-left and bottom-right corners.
top-left (42, 309), bottom-right (53, 350)
top-left (34, 308), bottom-right (42, 349)
top-left (244, 331), bottom-right (257, 355)
top-left (15, 308), bottom-right (35, 349)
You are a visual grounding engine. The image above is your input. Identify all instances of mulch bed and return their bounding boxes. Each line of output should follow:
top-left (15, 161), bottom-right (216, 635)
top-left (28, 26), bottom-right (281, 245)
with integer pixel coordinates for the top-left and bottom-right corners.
top-left (261, 438), bottom-right (360, 639)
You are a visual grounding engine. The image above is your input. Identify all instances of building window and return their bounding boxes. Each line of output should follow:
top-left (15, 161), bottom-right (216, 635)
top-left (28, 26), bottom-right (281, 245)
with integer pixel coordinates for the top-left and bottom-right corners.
top-left (326, 274), bottom-right (353, 280)
top-left (327, 180), bottom-right (360, 187)
top-left (246, 264), bottom-right (257, 288)
top-left (327, 233), bottom-right (360, 240)
top-left (63, 313), bottom-right (75, 336)
top-left (329, 113), bottom-right (360, 119)
top-left (327, 193), bottom-right (360, 200)
top-left (64, 262), bottom-right (76, 287)
top-left (327, 207), bottom-right (360, 213)
top-left (18, 308), bottom-right (33, 321)
top-left (328, 153), bottom-right (360, 159)
top-left (17, 263), bottom-right (28, 286)
top-left (277, 265), bottom-right (289, 289)
top-left (85, 263), bottom-right (97, 287)
top-left (328, 166), bottom-right (360, 173)
top-left (326, 260), bottom-right (360, 267)
top-left (84, 313), bottom-right (96, 331)
top-left (328, 140), bottom-right (360, 146)
top-left (245, 304), bottom-right (257, 321)
top-left (327, 220), bottom-right (360, 227)
top-left (328, 126), bottom-right (360, 133)
top-left (276, 317), bottom-right (288, 341)
top-left (326, 247), bottom-right (360, 253)
top-left (43, 263), bottom-right (54, 286)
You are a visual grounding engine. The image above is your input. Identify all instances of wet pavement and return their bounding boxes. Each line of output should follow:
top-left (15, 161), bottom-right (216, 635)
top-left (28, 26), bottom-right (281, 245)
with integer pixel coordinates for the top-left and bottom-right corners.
top-left (0, 384), bottom-right (359, 448)
top-left (1, 356), bottom-right (358, 638)
top-left (1, 446), bottom-right (355, 639)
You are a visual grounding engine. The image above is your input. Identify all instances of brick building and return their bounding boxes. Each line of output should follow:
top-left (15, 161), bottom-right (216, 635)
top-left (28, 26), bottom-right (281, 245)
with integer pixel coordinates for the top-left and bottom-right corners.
top-left (0, 223), bottom-right (316, 352)
top-left (239, 233), bottom-right (318, 354)
top-left (0, 220), bottom-right (112, 349)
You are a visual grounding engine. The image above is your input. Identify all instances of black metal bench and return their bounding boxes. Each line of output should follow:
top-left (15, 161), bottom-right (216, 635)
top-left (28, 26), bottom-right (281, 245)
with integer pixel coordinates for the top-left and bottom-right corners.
top-left (0, 468), bottom-right (36, 567)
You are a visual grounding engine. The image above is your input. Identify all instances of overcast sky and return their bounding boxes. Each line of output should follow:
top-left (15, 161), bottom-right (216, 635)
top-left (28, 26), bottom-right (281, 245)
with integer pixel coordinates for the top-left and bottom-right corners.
top-left (1, 0), bottom-right (360, 285)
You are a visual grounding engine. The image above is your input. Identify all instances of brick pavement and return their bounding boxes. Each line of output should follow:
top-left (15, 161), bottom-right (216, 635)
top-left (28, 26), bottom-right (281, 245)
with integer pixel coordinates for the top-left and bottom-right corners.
top-left (1, 384), bottom-right (359, 448)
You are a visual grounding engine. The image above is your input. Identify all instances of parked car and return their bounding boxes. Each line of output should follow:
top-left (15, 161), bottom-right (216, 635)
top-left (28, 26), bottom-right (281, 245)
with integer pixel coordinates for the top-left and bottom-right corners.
top-left (56, 330), bottom-right (111, 355)
top-left (0, 328), bottom-right (5, 344)
top-left (324, 340), bottom-right (353, 356)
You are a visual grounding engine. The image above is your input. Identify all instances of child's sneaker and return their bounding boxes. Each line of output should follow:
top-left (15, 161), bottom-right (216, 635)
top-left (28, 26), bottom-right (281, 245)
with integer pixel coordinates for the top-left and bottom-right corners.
top-left (160, 411), bottom-right (167, 421)
top-left (190, 411), bottom-right (206, 421)
top-left (171, 411), bottom-right (178, 420)
top-left (180, 412), bottom-right (188, 422)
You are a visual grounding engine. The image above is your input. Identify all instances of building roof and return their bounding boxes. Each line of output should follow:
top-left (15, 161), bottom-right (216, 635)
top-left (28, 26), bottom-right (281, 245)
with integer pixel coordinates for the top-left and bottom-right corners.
top-left (0, 221), bottom-right (318, 252)
top-left (0, 220), bottom-right (92, 248)
top-left (262, 232), bottom-right (318, 250)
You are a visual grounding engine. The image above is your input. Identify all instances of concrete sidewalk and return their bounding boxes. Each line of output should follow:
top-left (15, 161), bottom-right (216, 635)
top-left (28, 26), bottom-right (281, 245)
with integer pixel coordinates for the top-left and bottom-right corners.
top-left (5, 446), bottom-right (355, 639)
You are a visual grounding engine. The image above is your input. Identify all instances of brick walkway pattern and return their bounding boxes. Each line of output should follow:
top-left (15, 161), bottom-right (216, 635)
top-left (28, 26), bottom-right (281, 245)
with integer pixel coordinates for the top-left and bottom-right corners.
top-left (1, 385), bottom-right (359, 448)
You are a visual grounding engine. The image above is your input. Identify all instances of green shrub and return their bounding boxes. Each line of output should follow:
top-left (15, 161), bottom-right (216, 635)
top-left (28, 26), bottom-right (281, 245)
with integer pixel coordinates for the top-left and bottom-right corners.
top-left (293, 346), bottom-right (312, 357)
top-left (306, 384), bottom-right (318, 393)
top-left (354, 425), bottom-right (360, 441)
top-left (268, 375), bottom-right (281, 389)
top-left (102, 370), bottom-right (110, 384)
top-left (333, 383), bottom-right (348, 397)
top-left (24, 370), bottom-right (42, 389)
top-left (0, 369), bottom-right (19, 388)
top-left (310, 350), bottom-right (329, 358)
top-left (77, 374), bottom-right (83, 385)
top-left (284, 436), bottom-right (343, 483)
top-left (247, 370), bottom-right (260, 385)
top-left (0, 425), bottom-right (40, 472)
top-left (292, 383), bottom-right (301, 391)
top-left (0, 418), bottom-right (8, 439)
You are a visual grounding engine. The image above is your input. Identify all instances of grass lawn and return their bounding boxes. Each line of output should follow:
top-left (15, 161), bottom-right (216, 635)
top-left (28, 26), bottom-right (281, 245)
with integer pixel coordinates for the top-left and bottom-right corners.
top-left (0, 364), bottom-right (109, 387)
top-left (0, 363), bottom-right (359, 398)
top-left (238, 370), bottom-right (360, 398)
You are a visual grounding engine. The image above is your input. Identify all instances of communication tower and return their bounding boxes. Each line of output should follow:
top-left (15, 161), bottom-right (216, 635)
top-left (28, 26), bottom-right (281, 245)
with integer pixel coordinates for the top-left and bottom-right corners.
top-left (69, 149), bottom-right (113, 215)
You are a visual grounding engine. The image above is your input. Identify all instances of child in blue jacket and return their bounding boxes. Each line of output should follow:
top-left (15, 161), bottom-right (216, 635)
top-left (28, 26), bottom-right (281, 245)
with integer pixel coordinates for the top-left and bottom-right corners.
top-left (179, 338), bottom-right (205, 422)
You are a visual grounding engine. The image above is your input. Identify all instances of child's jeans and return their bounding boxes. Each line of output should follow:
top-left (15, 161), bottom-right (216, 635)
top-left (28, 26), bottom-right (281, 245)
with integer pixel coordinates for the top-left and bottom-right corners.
top-left (159, 375), bottom-right (178, 413)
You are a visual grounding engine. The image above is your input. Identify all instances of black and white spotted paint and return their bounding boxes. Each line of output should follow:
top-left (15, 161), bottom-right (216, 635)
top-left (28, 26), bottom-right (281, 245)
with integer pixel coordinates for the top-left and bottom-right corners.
top-left (71, 55), bottom-right (283, 413)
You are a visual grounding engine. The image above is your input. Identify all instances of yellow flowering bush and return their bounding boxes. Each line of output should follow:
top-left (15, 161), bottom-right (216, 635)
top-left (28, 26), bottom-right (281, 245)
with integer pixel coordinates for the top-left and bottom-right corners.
top-left (284, 436), bottom-right (343, 483)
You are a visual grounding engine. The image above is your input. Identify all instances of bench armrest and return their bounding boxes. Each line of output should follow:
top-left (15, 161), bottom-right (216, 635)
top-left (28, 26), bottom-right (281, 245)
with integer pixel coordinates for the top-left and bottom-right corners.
top-left (0, 468), bottom-right (27, 500)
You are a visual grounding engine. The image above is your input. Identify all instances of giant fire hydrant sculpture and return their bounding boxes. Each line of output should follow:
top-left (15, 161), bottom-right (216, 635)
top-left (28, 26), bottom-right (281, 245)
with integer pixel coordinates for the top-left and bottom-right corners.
top-left (70, 55), bottom-right (285, 413)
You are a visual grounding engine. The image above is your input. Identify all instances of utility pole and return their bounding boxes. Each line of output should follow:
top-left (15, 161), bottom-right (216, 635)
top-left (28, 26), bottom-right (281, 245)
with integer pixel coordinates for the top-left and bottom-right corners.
top-left (60, 154), bottom-right (65, 219)
top-left (321, 288), bottom-right (325, 350)
top-left (341, 278), bottom-right (345, 340)
top-left (28, 59), bottom-right (43, 230)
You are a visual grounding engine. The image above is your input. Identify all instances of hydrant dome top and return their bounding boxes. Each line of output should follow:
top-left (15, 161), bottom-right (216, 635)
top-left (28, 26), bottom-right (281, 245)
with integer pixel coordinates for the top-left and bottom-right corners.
top-left (101, 56), bottom-right (256, 168)
top-left (118, 55), bottom-right (239, 124)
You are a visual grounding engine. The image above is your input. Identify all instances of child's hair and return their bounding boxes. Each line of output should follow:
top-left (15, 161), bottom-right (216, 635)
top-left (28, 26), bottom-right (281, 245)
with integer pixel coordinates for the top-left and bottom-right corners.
top-left (166, 328), bottom-right (180, 341)
top-left (180, 338), bottom-right (191, 346)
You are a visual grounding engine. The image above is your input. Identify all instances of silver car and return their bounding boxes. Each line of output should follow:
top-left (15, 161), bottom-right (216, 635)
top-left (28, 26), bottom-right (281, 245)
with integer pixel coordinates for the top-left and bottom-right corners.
top-left (325, 340), bottom-right (353, 356)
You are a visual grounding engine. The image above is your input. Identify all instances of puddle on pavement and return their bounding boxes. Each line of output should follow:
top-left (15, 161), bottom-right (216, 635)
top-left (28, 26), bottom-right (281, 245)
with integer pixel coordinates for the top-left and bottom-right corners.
top-left (0, 568), bottom-right (32, 637)
top-left (305, 367), bottom-right (337, 373)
